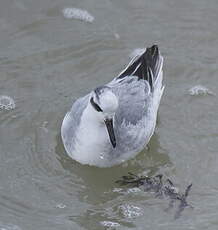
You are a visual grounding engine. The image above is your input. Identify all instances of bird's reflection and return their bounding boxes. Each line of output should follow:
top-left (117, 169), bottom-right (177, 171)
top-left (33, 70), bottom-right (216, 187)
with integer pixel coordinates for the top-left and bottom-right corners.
top-left (55, 132), bottom-right (171, 196)
top-left (55, 132), bottom-right (172, 229)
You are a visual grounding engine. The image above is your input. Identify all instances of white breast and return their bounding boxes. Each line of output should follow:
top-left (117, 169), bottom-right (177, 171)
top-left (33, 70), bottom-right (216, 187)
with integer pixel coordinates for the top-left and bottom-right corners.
top-left (71, 104), bottom-right (112, 166)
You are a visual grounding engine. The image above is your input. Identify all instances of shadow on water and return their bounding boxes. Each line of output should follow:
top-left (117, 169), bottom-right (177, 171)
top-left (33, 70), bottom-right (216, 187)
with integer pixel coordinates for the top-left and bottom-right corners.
top-left (55, 132), bottom-right (173, 229)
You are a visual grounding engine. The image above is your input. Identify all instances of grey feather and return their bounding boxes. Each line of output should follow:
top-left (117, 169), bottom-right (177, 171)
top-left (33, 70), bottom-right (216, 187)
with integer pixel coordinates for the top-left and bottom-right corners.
top-left (61, 94), bottom-right (89, 152)
top-left (61, 44), bottom-right (164, 167)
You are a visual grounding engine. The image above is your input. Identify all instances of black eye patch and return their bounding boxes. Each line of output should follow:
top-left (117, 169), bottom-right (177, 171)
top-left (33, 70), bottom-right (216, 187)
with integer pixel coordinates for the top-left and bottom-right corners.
top-left (90, 97), bottom-right (103, 112)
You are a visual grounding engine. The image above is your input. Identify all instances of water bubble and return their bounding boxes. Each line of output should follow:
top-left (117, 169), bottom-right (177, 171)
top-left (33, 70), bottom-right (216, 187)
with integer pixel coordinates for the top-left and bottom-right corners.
top-left (112, 187), bottom-right (124, 193)
top-left (0, 95), bottom-right (15, 110)
top-left (127, 187), bottom-right (141, 193)
top-left (62, 8), bottom-right (94, 23)
top-left (100, 221), bottom-right (120, 228)
top-left (114, 33), bottom-right (120, 40)
top-left (171, 186), bottom-right (179, 194)
top-left (120, 204), bottom-right (142, 218)
top-left (188, 85), bottom-right (215, 96)
top-left (55, 203), bottom-right (66, 209)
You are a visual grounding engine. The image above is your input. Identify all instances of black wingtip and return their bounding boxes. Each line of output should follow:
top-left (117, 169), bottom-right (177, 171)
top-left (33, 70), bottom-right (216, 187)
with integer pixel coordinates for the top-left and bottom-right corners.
top-left (148, 44), bottom-right (159, 54)
top-left (144, 44), bottom-right (159, 62)
top-left (137, 44), bottom-right (159, 59)
top-left (117, 44), bottom-right (161, 85)
top-left (150, 44), bottom-right (159, 54)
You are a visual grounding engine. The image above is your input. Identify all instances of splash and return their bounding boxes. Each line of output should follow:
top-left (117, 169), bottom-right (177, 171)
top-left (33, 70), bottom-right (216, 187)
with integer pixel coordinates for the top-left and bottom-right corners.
top-left (188, 85), bottom-right (215, 96)
top-left (62, 8), bottom-right (94, 23)
top-left (0, 95), bottom-right (15, 110)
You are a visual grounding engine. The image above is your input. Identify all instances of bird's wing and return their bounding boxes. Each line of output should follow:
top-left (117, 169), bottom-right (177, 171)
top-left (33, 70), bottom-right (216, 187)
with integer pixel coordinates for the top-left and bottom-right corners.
top-left (109, 76), bottom-right (151, 125)
top-left (108, 45), bottom-right (163, 125)
top-left (61, 94), bottom-right (89, 152)
top-left (116, 45), bottom-right (163, 92)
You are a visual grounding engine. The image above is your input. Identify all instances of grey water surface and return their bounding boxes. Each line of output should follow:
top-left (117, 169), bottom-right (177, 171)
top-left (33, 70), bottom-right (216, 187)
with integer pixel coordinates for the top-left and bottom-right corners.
top-left (0, 0), bottom-right (218, 229)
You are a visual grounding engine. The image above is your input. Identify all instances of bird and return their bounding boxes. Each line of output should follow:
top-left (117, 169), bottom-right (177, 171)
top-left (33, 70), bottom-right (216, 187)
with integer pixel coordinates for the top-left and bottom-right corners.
top-left (61, 45), bottom-right (164, 167)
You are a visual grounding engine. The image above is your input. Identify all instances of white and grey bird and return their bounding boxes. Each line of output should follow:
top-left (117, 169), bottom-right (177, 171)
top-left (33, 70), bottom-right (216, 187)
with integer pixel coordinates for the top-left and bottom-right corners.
top-left (61, 45), bottom-right (164, 167)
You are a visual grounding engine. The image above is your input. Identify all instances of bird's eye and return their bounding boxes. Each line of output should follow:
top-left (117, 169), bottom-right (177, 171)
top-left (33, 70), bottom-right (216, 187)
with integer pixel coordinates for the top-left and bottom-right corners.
top-left (90, 97), bottom-right (103, 112)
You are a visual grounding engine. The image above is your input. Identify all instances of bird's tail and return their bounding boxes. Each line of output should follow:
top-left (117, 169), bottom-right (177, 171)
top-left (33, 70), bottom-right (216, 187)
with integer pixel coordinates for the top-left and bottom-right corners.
top-left (117, 45), bottom-right (163, 93)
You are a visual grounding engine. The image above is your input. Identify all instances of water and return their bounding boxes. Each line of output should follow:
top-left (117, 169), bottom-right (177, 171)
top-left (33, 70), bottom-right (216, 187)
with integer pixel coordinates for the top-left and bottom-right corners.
top-left (0, 0), bottom-right (218, 229)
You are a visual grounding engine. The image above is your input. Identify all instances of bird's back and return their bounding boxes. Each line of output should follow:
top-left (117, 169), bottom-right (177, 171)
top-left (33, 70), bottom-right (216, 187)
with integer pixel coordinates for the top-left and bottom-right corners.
top-left (105, 45), bottom-right (164, 163)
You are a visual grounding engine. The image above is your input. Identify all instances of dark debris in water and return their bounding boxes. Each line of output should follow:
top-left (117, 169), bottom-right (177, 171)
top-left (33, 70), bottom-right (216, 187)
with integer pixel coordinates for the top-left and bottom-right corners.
top-left (116, 172), bottom-right (193, 219)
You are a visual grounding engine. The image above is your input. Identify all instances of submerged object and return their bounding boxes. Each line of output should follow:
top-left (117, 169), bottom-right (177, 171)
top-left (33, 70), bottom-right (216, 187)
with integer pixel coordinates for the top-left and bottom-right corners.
top-left (116, 172), bottom-right (193, 219)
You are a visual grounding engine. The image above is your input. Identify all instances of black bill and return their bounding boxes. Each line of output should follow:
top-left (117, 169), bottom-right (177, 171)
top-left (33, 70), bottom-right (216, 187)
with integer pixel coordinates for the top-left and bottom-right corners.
top-left (104, 118), bottom-right (116, 148)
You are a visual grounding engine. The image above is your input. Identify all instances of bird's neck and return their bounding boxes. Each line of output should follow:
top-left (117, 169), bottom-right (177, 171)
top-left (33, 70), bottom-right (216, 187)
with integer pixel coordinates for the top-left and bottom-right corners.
top-left (74, 103), bottom-right (111, 165)
top-left (82, 103), bottom-right (102, 124)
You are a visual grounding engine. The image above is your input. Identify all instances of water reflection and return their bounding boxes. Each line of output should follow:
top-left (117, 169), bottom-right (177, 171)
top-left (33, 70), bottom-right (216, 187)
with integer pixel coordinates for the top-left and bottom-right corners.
top-left (55, 132), bottom-right (172, 228)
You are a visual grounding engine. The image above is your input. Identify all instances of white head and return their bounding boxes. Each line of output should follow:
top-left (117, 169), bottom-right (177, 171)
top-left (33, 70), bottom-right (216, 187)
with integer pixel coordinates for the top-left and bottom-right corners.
top-left (89, 86), bottom-right (119, 148)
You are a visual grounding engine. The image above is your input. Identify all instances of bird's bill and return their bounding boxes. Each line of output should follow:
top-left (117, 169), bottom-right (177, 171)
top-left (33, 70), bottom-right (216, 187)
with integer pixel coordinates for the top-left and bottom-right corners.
top-left (104, 118), bottom-right (116, 148)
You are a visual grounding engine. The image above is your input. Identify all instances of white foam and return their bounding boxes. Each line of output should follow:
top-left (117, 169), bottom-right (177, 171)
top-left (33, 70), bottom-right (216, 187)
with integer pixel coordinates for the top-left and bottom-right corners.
top-left (127, 187), bottom-right (142, 193)
top-left (0, 95), bottom-right (15, 110)
top-left (100, 221), bottom-right (120, 228)
top-left (55, 203), bottom-right (66, 209)
top-left (188, 85), bottom-right (215, 96)
top-left (120, 204), bottom-right (142, 218)
top-left (129, 48), bottom-right (146, 59)
top-left (62, 8), bottom-right (94, 23)
top-left (112, 187), bottom-right (124, 193)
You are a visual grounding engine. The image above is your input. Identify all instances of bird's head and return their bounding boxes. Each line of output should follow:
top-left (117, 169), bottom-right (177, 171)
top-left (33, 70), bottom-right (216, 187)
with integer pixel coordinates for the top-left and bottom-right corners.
top-left (89, 86), bottom-right (118, 148)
